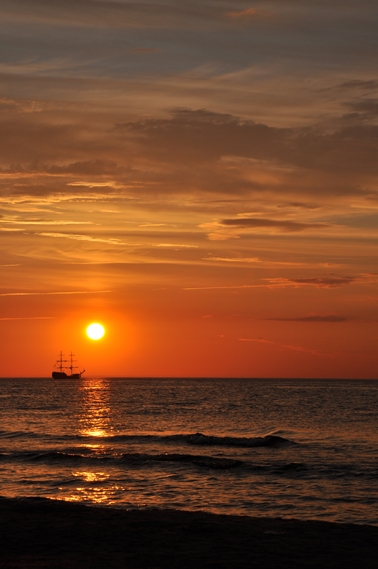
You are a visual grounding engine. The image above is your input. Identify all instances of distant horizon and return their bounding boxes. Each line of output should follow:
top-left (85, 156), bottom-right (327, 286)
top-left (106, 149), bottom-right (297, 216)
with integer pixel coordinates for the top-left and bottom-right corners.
top-left (1, 376), bottom-right (377, 381)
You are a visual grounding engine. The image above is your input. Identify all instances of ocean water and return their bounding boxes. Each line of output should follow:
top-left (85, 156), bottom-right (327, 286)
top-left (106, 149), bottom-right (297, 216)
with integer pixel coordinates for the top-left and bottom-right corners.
top-left (0, 378), bottom-right (377, 526)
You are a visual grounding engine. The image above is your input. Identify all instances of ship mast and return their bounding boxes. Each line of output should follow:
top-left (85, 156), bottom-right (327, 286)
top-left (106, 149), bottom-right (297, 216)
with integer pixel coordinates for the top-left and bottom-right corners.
top-left (54, 352), bottom-right (79, 373)
top-left (55, 351), bottom-right (68, 372)
top-left (68, 352), bottom-right (79, 374)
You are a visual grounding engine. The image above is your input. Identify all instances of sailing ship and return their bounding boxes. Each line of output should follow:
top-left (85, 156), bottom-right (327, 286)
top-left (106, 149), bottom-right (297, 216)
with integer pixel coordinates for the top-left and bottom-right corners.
top-left (52, 351), bottom-right (85, 379)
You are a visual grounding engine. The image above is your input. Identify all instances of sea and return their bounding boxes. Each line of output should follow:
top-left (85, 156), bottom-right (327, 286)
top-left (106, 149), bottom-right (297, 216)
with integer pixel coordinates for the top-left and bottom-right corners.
top-left (0, 378), bottom-right (377, 526)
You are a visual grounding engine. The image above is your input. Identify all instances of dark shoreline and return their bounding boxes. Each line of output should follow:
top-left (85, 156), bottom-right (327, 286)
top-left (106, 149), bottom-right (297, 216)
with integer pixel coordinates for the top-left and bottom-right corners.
top-left (1, 497), bottom-right (377, 568)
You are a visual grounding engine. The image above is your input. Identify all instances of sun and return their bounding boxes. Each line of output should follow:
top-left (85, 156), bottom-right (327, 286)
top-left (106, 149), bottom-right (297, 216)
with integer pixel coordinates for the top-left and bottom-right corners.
top-left (86, 323), bottom-right (105, 341)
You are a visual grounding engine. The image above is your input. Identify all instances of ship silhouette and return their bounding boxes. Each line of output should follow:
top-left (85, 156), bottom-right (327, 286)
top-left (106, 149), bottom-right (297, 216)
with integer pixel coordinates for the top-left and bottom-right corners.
top-left (52, 351), bottom-right (85, 379)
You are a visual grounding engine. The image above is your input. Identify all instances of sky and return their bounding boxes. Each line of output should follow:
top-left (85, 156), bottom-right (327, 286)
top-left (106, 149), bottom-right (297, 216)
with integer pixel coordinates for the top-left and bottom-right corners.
top-left (0, 0), bottom-right (377, 378)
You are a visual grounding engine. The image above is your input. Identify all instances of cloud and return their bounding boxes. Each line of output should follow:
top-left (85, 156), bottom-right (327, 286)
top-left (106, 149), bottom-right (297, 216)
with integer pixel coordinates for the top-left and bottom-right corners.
top-left (284, 202), bottom-right (320, 210)
top-left (131, 48), bottom-right (162, 54)
top-left (205, 256), bottom-right (260, 263)
top-left (139, 223), bottom-right (172, 228)
top-left (116, 108), bottom-right (378, 178)
top-left (184, 276), bottom-right (356, 291)
top-left (265, 276), bottom-right (355, 288)
top-left (153, 243), bottom-right (198, 248)
top-left (239, 337), bottom-right (320, 355)
top-left (0, 0), bottom-right (228, 30)
top-left (38, 232), bottom-right (123, 245)
top-left (203, 256), bottom-right (340, 268)
top-left (226, 8), bottom-right (259, 20)
top-left (0, 228), bottom-right (23, 232)
top-left (116, 109), bottom-right (287, 166)
top-left (67, 181), bottom-right (123, 189)
top-left (47, 160), bottom-right (124, 176)
top-left (338, 80), bottom-right (378, 90)
top-left (0, 106), bottom-right (377, 214)
top-left (0, 316), bottom-right (56, 320)
top-left (219, 217), bottom-right (329, 233)
top-left (0, 290), bottom-right (111, 297)
top-left (268, 314), bottom-right (348, 322)
top-left (184, 284), bottom-right (263, 291)
top-left (345, 99), bottom-right (378, 118)
top-left (0, 216), bottom-right (92, 226)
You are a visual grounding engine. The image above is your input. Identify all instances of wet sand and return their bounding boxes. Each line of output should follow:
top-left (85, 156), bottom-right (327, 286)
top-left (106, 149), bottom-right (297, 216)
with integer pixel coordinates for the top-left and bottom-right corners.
top-left (0, 497), bottom-right (377, 568)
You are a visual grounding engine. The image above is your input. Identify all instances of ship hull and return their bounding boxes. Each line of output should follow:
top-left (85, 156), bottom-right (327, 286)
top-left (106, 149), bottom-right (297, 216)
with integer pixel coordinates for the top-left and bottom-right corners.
top-left (52, 371), bottom-right (83, 379)
top-left (52, 371), bottom-right (68, 379)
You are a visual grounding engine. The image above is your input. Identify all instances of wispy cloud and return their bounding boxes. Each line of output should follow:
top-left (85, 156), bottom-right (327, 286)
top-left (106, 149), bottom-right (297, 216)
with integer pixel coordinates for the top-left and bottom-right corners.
top-left (131, 48), bottom-right (162, 54)
top-left (0, 216), bottom-right (92, 226)
top-left (239, 337), bottom-right (320, 355)
top-left (219, 217), bottom-right (329, 233)
top-left (267, 314), bottom-right (348, 322)
top-left (265, 276), bottom-right (355, 288)
top-left (184, 284), bottom-right (262, 291)
top-left (68, 181), bottom-right (124, 189)
top-left (0, 0), bottom-right (225, 30)
top-left (184, 277), bottom-right (356, 291)
top-left (226, 8), bottom-right (259, 20)
top-left (338, 80), bottom-right (378, 90)
top-left (38, 232), bottom-right (123, 245)
top-left (205, 256), bottom-right (260, 263)
top-left (139, 223), bottom-right (171, 228)
top-left (0, 316), bottom-right (56, 320)
top-left (153, 243), bottom-right (198, 249)
top-left (203, 257), bottom-right (340, 268)
top-left (184, 273), bottom-right (378, 291)
top-left (0, 290), bottom-right (110, 297)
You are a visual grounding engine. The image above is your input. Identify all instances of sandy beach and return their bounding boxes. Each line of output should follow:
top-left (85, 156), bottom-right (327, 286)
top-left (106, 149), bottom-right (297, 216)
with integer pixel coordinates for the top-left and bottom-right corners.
top-left (0, 497), bottom-right (377, 568)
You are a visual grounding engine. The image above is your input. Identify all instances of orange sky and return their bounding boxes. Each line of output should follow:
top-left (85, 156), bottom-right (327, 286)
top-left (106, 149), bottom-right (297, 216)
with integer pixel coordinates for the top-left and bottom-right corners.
top-left (1, 1), bottom-right (377, 378)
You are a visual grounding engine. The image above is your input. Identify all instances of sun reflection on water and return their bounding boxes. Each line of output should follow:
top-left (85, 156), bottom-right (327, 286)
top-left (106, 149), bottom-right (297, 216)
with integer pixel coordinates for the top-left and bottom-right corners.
top-left (75, 471), bottom-right (109, 483)
top-left (63, 471), bottom-right (112, 505)
top-left (78, 378), bottom-right (112, 439)
top-left (65, 378), bottom-right (115, 504)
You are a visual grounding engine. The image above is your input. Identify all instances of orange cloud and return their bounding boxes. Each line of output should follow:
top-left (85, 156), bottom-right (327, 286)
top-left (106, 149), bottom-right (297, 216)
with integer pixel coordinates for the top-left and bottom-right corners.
top-left (183, 277), bottom-right (354, 291)
top-left (263, 277), bottom-right (355, 288)
top-left (227, 8), bottom-right (259, 20)
top-left (239, 337), bottom-right (320, 355)
top-left (0, 291), bottom-right (110, 297)
top-left (267, 315), bottom-right (348, 322)
top-left (220, 217), bottom-right (329, 233)
top-left (0, 316), bottom-right (56, 320)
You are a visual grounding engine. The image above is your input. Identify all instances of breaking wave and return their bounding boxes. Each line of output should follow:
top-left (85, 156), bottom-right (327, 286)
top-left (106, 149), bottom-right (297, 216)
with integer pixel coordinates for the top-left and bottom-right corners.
top-left (0, 430), bottom-right (295, 448)
top-left (182, 433), bottom-right (292, 447)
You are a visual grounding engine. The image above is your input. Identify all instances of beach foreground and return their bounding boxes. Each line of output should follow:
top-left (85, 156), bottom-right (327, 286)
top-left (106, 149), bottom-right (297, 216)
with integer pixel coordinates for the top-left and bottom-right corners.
top-left (0, 497), bottom-right (377, 568)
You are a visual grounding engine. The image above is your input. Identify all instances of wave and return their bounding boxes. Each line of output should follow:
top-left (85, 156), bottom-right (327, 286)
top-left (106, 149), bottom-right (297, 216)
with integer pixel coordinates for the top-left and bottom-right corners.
top-left (182, 433), bottom-right (292, 447)
top-left (0, 450), bottom-right (320, 474)
top-left (102, 432), bottom-right (293, 448)
top-left (1, 449), bottom-right (377, 480)
top-left (76, 431), bottom-right (294, 448)
top-left (0, 430), bottom-right (40, 440)
top-left (120, 452), bottom-right (243, 469)
top-left (0, 450), bottom-right (242, 470)
top-left (0, 430), bottom-right (295, 448)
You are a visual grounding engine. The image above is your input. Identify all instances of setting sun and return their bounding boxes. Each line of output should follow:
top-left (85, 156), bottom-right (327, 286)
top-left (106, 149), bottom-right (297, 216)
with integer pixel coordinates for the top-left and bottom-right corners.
top-left (86, 323), bottom-right (105, 341)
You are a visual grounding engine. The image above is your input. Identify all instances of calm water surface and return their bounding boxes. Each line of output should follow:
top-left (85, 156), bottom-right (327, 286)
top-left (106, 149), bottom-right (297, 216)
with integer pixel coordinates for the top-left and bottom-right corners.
top-left (0, 378), bottom-right (377, 525)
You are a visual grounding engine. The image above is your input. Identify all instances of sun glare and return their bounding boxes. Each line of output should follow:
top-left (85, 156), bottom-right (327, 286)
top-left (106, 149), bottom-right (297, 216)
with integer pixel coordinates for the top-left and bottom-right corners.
top-left (86, 323), bottom-right (105, 340)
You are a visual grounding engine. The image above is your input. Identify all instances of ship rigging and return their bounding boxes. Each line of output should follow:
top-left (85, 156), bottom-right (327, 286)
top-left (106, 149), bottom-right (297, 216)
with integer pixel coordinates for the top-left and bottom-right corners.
top-left (52, 351), bottom-right (85, 379)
